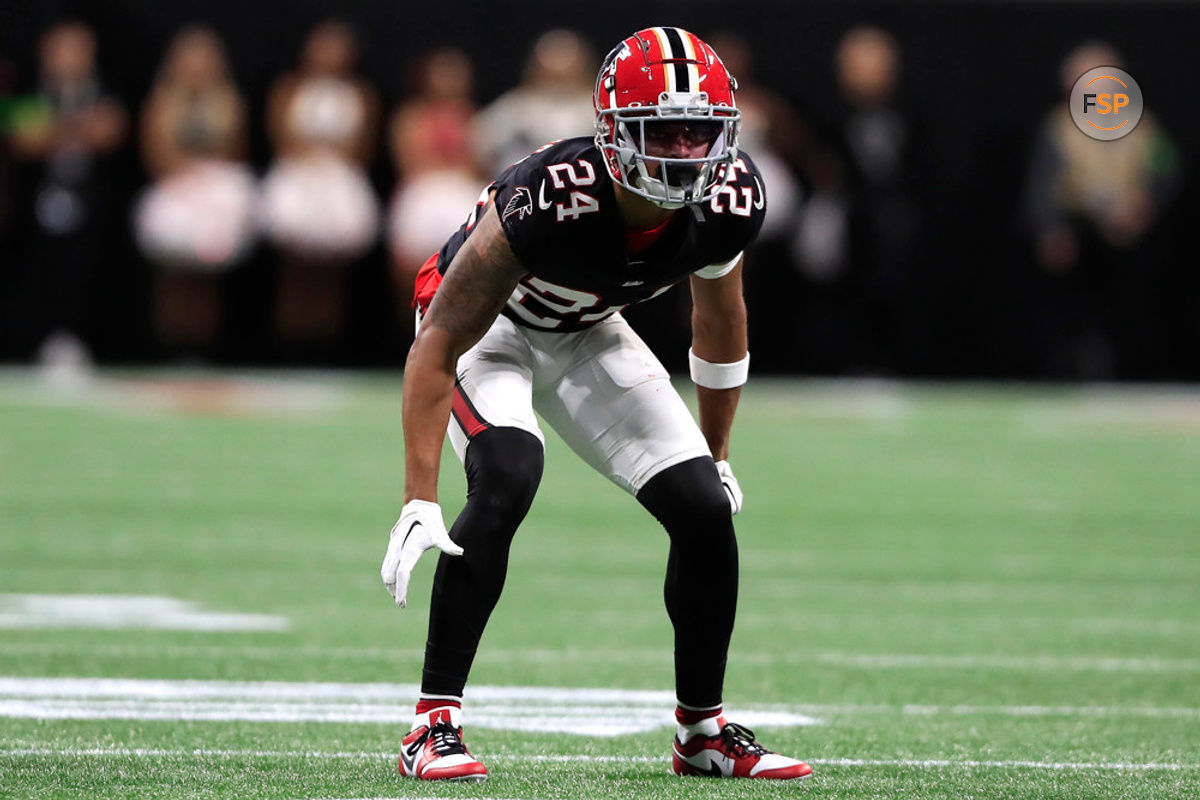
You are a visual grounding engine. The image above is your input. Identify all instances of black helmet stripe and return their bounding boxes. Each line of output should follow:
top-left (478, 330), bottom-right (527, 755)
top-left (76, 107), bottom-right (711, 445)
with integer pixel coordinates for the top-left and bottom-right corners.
top-left (663, 27), bottom-right (691, 93)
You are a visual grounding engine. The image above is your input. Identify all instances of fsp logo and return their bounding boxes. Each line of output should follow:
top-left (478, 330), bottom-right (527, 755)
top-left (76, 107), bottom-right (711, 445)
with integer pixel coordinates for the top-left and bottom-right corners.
top-left (1069, 66), bottom-right (1143, 141)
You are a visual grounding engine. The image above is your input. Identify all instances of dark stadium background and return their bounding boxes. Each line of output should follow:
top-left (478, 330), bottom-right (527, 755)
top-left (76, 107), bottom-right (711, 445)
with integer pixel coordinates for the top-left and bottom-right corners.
top-left (1, 0), bottom-right (1197, 378)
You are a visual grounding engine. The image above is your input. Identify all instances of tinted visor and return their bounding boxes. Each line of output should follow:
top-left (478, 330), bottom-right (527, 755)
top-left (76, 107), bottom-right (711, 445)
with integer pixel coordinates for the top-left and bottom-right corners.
top-left (640, 120), bottom-right (725, 150)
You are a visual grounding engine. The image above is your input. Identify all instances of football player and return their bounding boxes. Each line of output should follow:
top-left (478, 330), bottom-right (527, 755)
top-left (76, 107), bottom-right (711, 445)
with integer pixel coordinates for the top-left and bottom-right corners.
top-left (382, 27), bottom-right (812, 782)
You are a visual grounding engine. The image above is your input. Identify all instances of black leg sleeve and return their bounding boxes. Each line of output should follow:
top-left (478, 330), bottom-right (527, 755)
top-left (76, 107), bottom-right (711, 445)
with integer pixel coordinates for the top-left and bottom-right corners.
top-left (421, 427), bottom-right (544, 696)
top-left (636, 456), bottom-right (738, 708)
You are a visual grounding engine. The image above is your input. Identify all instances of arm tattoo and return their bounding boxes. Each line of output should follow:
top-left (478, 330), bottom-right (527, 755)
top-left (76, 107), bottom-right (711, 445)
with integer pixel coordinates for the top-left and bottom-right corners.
top-left (423, 199), bottom-right (528, 353)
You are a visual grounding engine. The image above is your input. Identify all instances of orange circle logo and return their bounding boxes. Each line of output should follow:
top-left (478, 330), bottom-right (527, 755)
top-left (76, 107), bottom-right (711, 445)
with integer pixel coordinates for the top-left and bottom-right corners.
top-left (1069, 66), bottom-right (1143, 141)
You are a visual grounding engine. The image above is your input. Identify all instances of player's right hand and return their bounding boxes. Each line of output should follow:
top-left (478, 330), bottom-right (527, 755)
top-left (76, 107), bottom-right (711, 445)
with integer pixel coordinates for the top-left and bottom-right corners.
top-left (715, 460), bottom-right (744, 515)
top-left (381, 499), bottom-right (463, 608)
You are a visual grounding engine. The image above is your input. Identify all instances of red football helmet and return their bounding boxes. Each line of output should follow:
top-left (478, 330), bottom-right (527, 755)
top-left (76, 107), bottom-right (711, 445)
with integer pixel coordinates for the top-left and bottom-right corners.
top-left (593, 27), bottom-right (741, 208)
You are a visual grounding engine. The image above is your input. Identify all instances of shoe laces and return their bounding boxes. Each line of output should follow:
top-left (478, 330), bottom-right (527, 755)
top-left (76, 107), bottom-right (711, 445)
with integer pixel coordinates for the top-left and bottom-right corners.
top-left (719, 722), bottom-right (769, 758)
top-left (407, 720), bottom-right (468, 758)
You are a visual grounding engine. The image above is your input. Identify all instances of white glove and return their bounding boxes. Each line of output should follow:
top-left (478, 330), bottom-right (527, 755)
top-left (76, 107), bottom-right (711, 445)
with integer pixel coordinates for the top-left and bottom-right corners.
top-left (715, 460), bottom-right (743, 515)
top-left (381, 499), bottom-right (464, 608)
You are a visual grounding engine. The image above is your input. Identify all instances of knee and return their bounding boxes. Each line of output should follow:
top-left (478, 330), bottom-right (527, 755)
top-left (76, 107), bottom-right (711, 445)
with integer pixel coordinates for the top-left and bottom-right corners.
top-left (464, 427), bottom-right (544, 520)
top-left (638, 456), bottom-right (732, 533)
top-left (680, 475), bottom-right (734, 530)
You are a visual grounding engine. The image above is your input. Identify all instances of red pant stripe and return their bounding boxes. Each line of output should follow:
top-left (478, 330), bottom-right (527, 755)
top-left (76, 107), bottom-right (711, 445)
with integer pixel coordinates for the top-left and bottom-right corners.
top-left (451, 381), bottom-right (491, 438)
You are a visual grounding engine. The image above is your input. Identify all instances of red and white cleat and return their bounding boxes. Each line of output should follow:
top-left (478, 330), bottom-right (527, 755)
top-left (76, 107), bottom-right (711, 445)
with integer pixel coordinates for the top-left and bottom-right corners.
top-left (672, 717), bottom-right (813, 780)
top-left (398, 705), bottom-right (488, 782)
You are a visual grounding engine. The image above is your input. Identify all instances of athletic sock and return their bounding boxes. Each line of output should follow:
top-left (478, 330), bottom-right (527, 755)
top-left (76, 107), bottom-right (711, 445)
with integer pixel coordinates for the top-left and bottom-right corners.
top-left (415, 696), bottom-right (462, 715)
top-left (676, 703), bottom-right (722, 743)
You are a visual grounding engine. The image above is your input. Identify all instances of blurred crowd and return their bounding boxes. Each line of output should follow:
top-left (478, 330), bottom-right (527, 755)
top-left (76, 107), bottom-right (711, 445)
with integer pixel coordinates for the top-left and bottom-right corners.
top-left (0, 19), bottom-right (1191, 379)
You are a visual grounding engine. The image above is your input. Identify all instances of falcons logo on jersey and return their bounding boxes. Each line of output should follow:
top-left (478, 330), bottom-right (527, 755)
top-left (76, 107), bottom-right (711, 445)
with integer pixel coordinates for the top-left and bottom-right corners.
top-left (502, 187), bottom-right (534, 222)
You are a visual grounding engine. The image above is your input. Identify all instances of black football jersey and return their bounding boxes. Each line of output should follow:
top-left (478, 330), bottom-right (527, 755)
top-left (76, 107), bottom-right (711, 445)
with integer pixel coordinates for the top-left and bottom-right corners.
top-left (434, 137), bottom-right (766, 332)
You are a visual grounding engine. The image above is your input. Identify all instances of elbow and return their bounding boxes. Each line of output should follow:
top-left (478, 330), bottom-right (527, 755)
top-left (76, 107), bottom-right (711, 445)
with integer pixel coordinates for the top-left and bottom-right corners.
top-left (407, 322), bottom-right (467, 376)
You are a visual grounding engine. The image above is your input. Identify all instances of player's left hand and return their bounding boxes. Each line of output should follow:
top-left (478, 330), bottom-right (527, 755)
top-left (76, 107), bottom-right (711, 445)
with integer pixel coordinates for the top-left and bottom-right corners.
top-left (381, 499), bottom-right (464, 608)
top-left (715, 460), bottom-right (743, 515)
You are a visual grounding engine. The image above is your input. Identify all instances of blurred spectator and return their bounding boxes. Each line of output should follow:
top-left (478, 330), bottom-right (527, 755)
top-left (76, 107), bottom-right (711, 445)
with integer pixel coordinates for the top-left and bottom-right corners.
top-left (134, 26), bottom-right (257, 356)
top-left (705, 33), bottom-right (805, 242)
top-left (262, 20), bottom-right (380, 353)
top-left (386, 48), bottom-right (480, 333)
top-left (1023, 42), bottom-right (1181, 378)
top-left (0, 55), bottom-right (17, 242)
top-left (655, 32), bottom-right (819, 374)
top-left (794, 26), bottom-right (929, 373)
top-left (472, 29), bottom-right (595, 176)
top-left (7, 20), bottom-right (127, 368)
top-left (0, 55), bottom-right (16, 358)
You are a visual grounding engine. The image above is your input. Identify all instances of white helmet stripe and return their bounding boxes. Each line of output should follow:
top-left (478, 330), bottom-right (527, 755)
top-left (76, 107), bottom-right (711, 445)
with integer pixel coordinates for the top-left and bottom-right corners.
top-left (662, 27), bottom-right (691, 94)
top-left (649, 27), bottom-right (674, 92)
top-left (610, 60), bottom-right (618, 110)
top-left (674, 28), bottom-right (701, 95)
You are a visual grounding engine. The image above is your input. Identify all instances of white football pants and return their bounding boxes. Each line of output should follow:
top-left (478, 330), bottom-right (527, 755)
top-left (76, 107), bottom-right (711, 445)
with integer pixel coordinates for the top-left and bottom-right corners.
top-left (444, 313), bottom-right (710, 495)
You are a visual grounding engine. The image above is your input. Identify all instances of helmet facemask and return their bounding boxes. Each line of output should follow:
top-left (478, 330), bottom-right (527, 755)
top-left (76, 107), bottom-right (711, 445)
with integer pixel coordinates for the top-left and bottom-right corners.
top-left (596, 92), bottom-right (741, 209)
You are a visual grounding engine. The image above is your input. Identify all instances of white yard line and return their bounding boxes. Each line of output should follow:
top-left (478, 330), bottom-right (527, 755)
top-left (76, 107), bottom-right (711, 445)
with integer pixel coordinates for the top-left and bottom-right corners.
top-left (0, 677), bottom-right (817, 736)
top-left (807, 757), bottom-right (1200, 772)
top-left (0, 595), bottom-right (289, 632)
top-left (796, 702), bottom-right (1200, 720)
top-left (5, 641), bottom-right (1199, 672)
top-left (0, 746), bottom-right (1196, 773)
top-left (0, 371), bottom-right (349, 417)
top-left (1, 676), bottom-right (1196, 728)
top-left (810, 653), bottom-right (1200, 672)
top-left (686, 702), bottom-right (1200, 720)
top-left (1072, 618), bottom-right (1200, 635)
top-left (0, 642), bottom-right (433, 661)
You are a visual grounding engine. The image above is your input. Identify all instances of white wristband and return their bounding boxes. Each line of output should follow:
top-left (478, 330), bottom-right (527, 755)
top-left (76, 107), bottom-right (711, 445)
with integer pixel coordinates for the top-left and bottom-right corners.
top-left (688, 348), bottom-right (750, 389)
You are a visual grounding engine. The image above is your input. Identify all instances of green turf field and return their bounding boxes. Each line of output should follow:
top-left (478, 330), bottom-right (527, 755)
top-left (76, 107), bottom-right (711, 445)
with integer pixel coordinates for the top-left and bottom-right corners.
top-left (1, 370), bottom-right (1198, 799)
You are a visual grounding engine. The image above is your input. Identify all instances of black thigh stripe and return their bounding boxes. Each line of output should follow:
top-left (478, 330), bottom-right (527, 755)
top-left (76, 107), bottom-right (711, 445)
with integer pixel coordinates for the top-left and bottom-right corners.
top-left (664, 27), bottom-right (690, 93)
